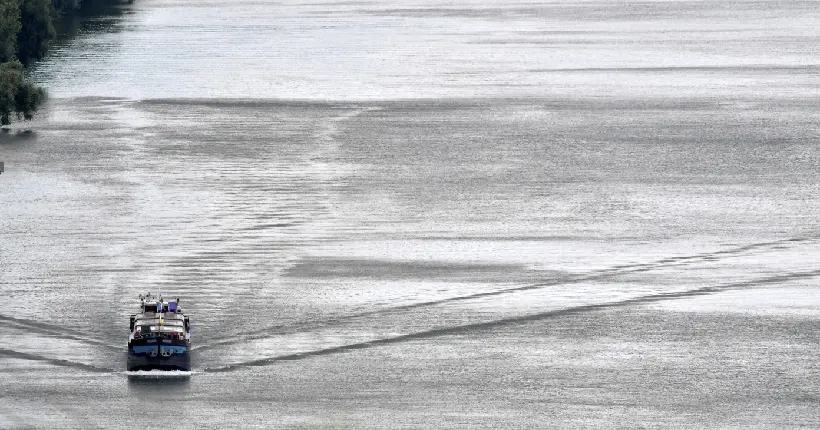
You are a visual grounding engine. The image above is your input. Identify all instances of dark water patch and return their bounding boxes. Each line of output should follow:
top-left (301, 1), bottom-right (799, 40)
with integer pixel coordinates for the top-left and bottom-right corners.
top-left (0, 130), bottom-right (38, 145)
top-left (52, 0), bottom-right (135, 39)
top-left (132, 96), bottom-right (808, 115)
top-left (50, 96), bottom-right (130, 104)
top-left (284, 258), bottom-right (534, 281)
top-left (137, 98), bottom-right (349, 109)
top-left (352, 96), bottom-right (723, 114)
top-left (136, 97), bottom-right (536, 113)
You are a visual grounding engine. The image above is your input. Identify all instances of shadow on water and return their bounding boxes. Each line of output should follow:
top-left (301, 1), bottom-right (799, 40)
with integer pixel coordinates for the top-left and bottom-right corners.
top-left (24, 1), bottom-right (135, 81)
top-left (0, 129), bottom-right (36, 145)
top-left (53, 1), bottom-right (135, 41)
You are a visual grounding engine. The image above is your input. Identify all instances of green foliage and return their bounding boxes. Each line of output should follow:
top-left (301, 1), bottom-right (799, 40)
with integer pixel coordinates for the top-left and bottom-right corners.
top-left (17, 0), bottom-right (56, 66)
top-left (0, 0), bottom-right (21, 63)
top-left (0, 0), bottom-right (123, 124)
top-left (0, 60), bottom-right (45, 125)
top-left (15, 75), bottom-right (44, 120)
top-left (0, 59), bottom-right (23, 124)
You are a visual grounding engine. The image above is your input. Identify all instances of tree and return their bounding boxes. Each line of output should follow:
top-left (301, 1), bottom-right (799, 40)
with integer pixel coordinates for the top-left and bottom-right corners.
top-left (15, 74), bottom-right (43, 119)
top-left (17, 0), bottom-right (55, 65)
top-left (0, 0), bottom-right (21, 63)
top-left (0, 60), bottom-right (45, 124)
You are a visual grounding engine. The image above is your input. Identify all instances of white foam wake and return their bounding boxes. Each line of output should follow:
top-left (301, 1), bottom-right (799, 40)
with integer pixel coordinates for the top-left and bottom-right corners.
top-left (122, 370), bottom-right (194, 378)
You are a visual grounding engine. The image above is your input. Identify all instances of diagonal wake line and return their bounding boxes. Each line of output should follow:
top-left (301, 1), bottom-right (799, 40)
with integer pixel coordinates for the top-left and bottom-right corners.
top-left (0, 315), bottom-right (121, 351)
top-left (0, 348), bottom-right (114, 373)
top-left (195, 235), bottom-right (818, 351)
top-left (203, 268), bottom-right (820, 373)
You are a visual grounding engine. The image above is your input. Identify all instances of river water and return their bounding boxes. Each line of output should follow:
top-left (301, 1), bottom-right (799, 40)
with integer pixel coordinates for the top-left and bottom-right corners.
top-left (1, 0), bottom-right (820, 428)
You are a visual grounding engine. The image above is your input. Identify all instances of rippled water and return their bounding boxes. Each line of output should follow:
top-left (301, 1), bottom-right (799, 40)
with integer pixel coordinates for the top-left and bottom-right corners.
top-left (3, 0), bottom-right (820, 428)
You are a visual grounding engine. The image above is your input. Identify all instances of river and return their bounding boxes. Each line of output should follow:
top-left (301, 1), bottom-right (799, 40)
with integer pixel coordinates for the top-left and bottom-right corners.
top-left (1, 0), bottom-right (819, 428)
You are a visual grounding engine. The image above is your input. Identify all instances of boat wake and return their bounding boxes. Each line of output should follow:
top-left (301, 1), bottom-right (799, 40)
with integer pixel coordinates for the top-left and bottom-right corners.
top-left (123, 370), bottom-right (193, 379)
top-left (203, 268), bottom-right (820, 373)
top-left (0, 348), bottom-right (114, 373)
top-left (195, 235), bottom-right (820, 352)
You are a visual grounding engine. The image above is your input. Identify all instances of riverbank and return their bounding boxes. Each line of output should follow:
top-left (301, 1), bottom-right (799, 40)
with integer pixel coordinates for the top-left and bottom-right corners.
top-left (1, 0), bottom-right (132, 125)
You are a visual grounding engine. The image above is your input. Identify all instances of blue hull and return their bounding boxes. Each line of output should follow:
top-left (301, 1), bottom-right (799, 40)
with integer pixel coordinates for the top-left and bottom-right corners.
top-left (127, 352), bottom-right (191, 371)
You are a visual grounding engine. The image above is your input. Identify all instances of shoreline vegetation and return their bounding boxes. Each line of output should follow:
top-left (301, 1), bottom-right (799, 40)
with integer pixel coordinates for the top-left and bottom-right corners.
top-left (0, 0), bottom-right (130, 125)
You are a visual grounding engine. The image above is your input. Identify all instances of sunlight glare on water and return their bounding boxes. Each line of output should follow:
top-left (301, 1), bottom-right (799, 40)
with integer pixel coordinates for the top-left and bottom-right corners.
top-left (31, 0), bottom-right (820, 100)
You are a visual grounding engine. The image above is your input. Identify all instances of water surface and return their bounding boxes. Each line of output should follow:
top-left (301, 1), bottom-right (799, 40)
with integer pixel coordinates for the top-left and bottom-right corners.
top-left (2, 0), bottom-right (820, 427)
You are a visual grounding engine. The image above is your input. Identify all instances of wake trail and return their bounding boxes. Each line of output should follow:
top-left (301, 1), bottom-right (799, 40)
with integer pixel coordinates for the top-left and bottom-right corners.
top-left (0, 348), bottom-right (115, 373)
top-left (195, 235), bottom-right (818, 351)
top-left (0, 314), bottom-right (121, 351)
top-left (204, 268), bottom-right (820, 373)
